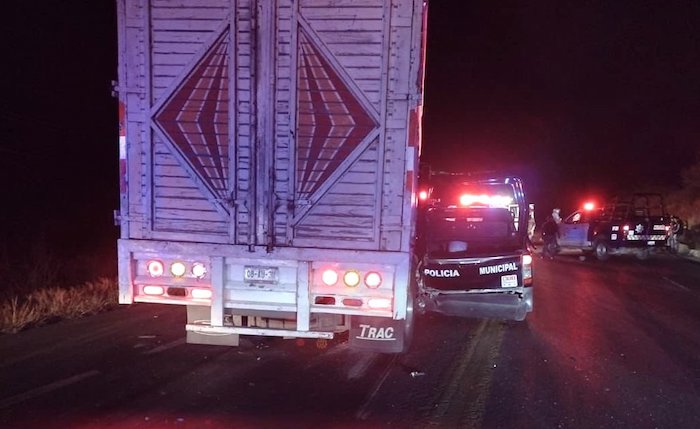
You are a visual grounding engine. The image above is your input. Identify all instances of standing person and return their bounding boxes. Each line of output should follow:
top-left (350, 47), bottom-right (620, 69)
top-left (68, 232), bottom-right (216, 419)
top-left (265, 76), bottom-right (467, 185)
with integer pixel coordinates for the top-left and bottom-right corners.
top-left (552, 208), bottom-right (562, 224)
top-left (541, 213), bottom-right (559, 259)
top-left (526, 204), bottom-right (537, 251)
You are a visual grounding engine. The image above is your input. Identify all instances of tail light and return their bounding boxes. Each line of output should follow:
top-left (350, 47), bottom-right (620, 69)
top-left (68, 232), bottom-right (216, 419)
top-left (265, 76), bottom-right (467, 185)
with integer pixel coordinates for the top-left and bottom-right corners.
top-left (192, 262), bottom-right (207, 279)
top-left (368, 298), bottom-right (392, 310)
top-left (322, 269), bottom-right (339, 286)
top-left (191, 289), bottom-right (212, 299)
top-left (364, 272), bottom-right (382, 289)
top-left (143, 285), bottom-right (165, 296)
top-left (343, 271), bottom-right (361, 288)
top-left (522, 254), bottom-right (533, 286)
top-left (317, 267), bottom-right (387, 289)
top-left (147, 260), bottom-right (164, 278)
top-left (170, 262), bottom-right (187, 277)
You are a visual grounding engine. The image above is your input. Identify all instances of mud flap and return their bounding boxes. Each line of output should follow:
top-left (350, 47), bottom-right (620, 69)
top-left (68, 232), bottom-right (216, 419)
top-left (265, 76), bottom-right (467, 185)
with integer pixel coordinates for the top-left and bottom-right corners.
top-left (348, 316), bottom-right (407, 353)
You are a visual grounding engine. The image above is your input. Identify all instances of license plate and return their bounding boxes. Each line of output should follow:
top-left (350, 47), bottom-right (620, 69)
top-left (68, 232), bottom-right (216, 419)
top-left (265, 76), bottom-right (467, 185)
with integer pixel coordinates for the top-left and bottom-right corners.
top-left (501, 274), bottom-right (518, 288)
top-left (244, 266), bottom-right (278, 283)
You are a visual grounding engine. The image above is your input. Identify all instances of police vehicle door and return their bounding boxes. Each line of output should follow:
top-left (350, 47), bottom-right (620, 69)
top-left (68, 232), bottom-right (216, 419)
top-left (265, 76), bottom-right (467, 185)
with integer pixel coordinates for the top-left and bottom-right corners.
top-left (558, 211), bottom-right (589, 247)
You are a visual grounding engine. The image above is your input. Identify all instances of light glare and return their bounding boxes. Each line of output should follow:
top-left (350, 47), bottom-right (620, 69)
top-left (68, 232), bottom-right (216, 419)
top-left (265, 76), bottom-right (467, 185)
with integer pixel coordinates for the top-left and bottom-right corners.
top-left (459, 194), bottom-right (513, 208)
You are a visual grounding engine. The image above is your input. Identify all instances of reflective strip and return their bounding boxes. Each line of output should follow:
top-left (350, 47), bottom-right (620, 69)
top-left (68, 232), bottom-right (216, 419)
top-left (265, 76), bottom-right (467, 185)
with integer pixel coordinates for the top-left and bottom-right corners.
top-left (625, 235), bottom-right (667, 241)
top-left (119, 136), bottom-right (126, 160)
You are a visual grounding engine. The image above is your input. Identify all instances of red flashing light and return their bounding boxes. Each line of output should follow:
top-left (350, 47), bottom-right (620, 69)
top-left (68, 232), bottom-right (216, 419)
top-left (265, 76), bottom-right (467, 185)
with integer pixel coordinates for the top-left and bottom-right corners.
top-left (418, 190), bottom-right (428, 200)
top-left (459, 194), bottom-right (513, 208)
top-left (583, 202), bottom-right (595, 211)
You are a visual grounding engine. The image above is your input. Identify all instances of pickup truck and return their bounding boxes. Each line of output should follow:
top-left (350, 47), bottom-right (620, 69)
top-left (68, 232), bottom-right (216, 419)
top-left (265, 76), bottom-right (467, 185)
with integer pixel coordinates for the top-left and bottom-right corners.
top-left (415, 172), bottom-right (534, 321)
top-left (556, 193), bottom-right (672, 261)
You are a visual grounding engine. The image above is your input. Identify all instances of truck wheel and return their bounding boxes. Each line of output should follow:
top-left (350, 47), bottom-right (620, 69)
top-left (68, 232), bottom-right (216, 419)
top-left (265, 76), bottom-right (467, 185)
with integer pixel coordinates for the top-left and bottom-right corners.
top-left (400, 286), bottom-right (416, 352)
top-left (594, 238), bottom-right (610, 261)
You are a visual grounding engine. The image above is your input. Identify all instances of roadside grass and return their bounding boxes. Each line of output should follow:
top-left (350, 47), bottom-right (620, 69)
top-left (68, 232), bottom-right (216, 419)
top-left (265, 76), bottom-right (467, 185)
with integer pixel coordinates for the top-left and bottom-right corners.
top-left (0, 278), bottom-right (118, 334)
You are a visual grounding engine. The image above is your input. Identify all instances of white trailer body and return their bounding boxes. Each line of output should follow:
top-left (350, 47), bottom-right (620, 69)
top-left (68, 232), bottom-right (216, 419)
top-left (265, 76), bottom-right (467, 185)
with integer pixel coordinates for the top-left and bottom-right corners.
top-left (116, 0), bottom-right (427, 353)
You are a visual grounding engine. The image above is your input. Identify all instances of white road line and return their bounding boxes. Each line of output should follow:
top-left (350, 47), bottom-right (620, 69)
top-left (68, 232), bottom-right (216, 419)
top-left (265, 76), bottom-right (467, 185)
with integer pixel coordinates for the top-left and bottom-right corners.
top-left (144, 338), bottom-right (186, 355)
top-left (662, 276), bottom-right (690, 291)
top-left (0, 370), bottom-right (100, 409)
top-left (355, 354), bottom-right (398, 420)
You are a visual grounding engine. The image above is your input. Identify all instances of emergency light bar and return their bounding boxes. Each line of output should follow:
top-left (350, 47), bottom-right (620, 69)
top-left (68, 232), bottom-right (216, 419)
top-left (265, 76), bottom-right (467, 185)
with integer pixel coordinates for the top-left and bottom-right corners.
top-left (459, 194), bottom-right (513, 208)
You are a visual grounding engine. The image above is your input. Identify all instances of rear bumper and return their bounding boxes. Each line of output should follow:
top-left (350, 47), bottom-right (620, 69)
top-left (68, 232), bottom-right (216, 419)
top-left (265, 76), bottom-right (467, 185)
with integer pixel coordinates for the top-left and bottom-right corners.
top-left (611, 241), bottom-right (668, 249)
top-left (418, 287), bottom-right (533, 321)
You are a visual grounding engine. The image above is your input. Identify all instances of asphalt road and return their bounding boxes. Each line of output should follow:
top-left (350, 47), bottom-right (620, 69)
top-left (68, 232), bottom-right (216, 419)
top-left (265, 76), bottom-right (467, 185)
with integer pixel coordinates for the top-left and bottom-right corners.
top-left (1, 254), bottom-right (699, 429)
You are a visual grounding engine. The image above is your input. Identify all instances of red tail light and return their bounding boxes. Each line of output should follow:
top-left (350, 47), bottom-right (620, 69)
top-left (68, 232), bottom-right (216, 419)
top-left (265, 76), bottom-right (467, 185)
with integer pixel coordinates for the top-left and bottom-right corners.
top-left (146, 260), bottom-right (164, 278)
top-left (522, 254), bottom-right (533, 286)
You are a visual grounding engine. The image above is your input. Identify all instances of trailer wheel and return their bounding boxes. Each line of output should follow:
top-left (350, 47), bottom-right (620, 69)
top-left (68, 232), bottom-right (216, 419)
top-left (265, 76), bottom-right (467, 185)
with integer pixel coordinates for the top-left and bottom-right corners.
top-left (594, 238), bottom-right (610, 261)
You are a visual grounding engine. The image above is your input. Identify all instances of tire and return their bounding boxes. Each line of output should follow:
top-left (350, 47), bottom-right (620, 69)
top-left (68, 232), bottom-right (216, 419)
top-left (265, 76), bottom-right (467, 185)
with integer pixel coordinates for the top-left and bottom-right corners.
top-left (400, 285), bottom-right (416, 353)
top-left (594, 238), bottom-right (610, 261)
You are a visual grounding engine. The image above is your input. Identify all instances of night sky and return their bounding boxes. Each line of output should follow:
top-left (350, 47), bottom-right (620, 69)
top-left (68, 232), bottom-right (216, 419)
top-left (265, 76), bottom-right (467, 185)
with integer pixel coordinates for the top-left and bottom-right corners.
top-left (1, 1), bottom-right (698, 274)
